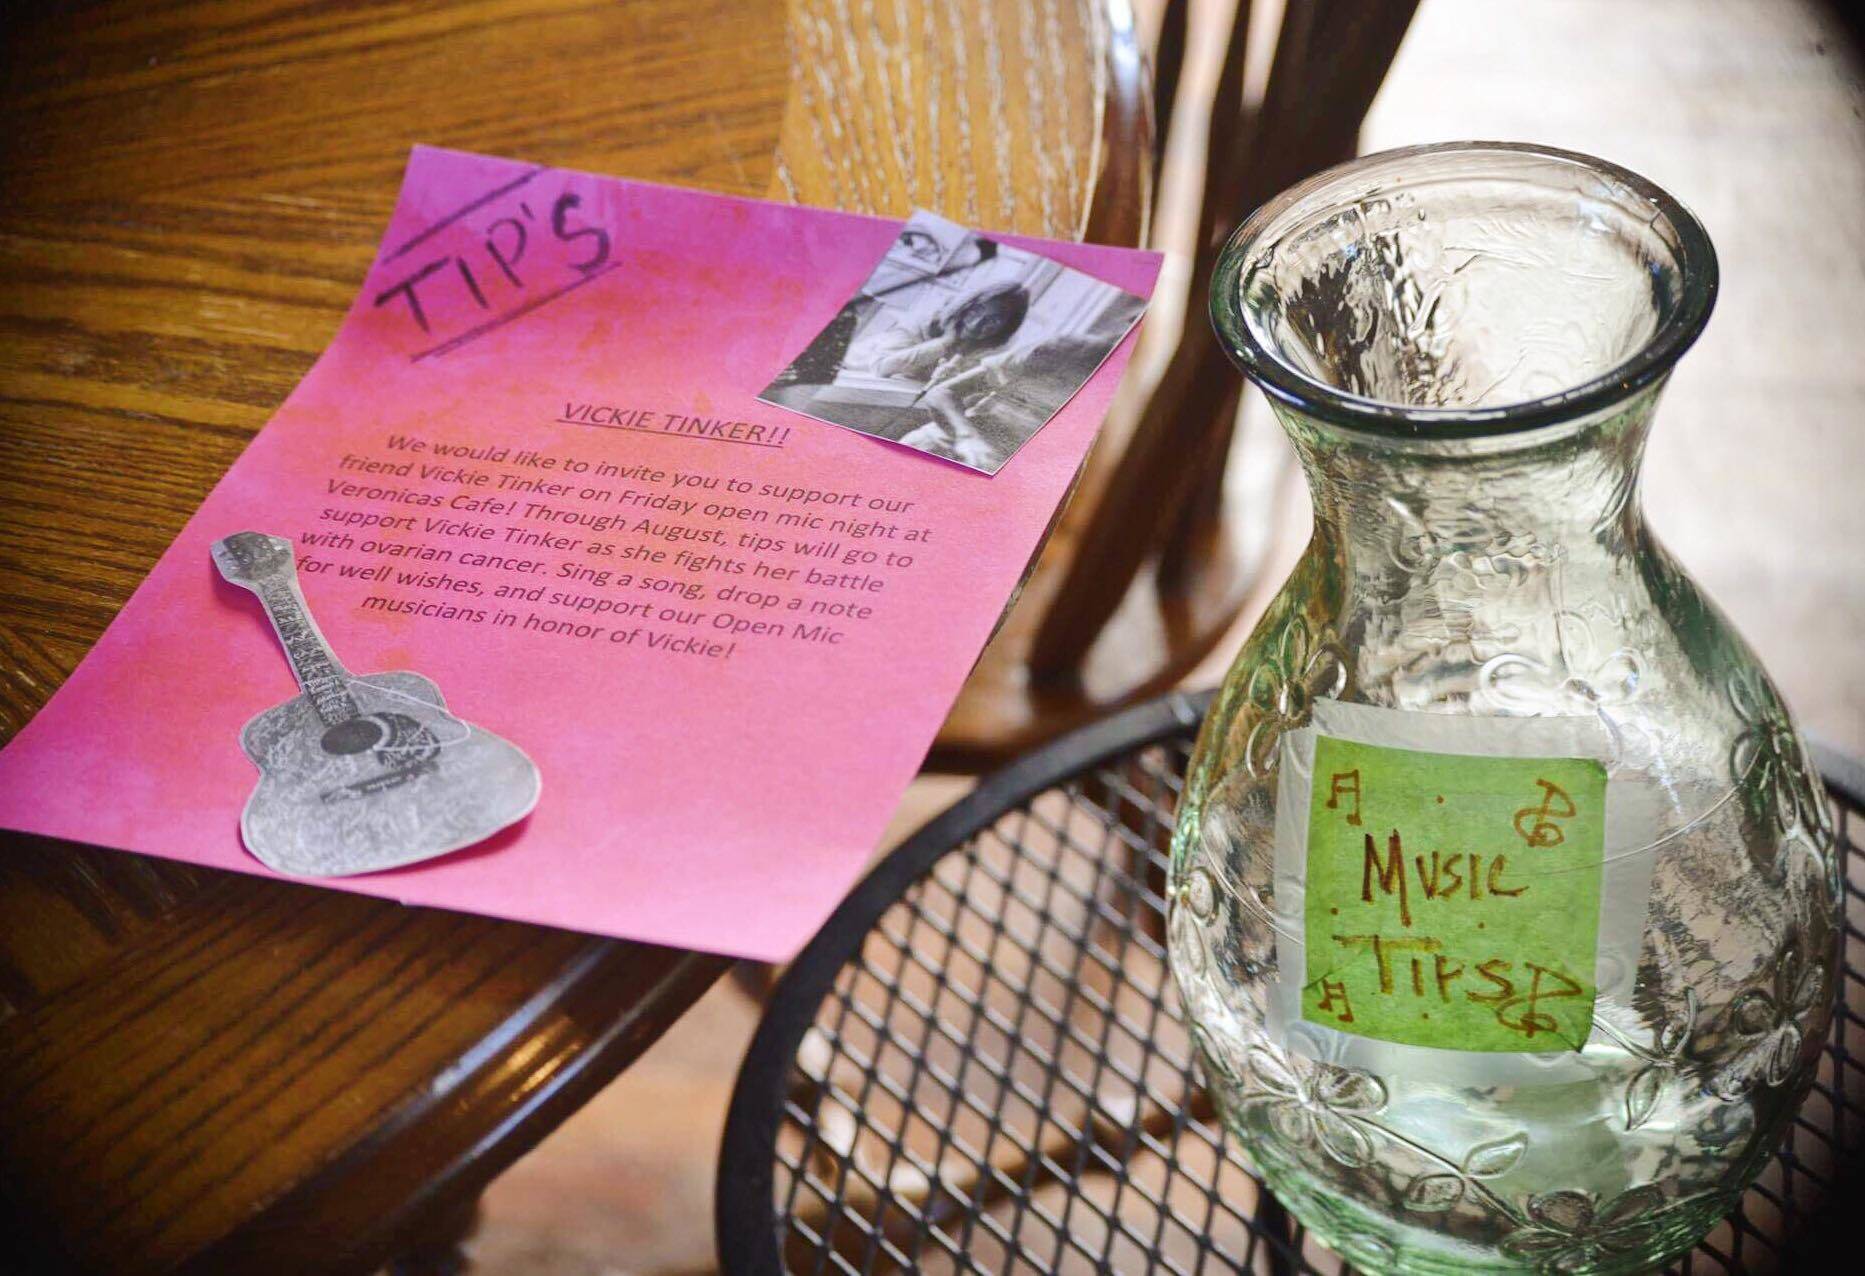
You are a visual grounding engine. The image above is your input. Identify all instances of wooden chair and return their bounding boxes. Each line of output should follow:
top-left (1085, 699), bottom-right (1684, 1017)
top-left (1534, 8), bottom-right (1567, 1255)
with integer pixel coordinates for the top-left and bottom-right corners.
top-left (931, 0), bottom-right (1421, 769)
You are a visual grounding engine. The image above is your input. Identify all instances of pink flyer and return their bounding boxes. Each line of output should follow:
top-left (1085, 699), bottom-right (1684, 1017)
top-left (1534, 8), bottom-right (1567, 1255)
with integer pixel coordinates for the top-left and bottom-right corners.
top-left (0, 147), bottom-right (1160, 960)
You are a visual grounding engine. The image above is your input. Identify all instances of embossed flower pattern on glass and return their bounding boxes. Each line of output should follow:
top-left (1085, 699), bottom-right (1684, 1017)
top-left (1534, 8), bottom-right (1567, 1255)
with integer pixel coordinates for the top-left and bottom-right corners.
top-left (1729, 671), bottom-right (1841, 915)
top-left (1238, 619), bottom-right (1347, 777)
top-left (1168, 862), bottom-right (1221, 978)
top-left (1480, 609), bottom-right (1645, 717)
top-left (1708, 929), bottom-right (1825, 1099)
top-left (1382, 491), bottom-right (1550, 591)
top-left (1731, 671), bottom-right (1835, 843)
top-left (1500, 1186), bottom-right (1689, 1273)
top-left (1240, 1044), bottom-right (1387, 1168)
top-left (1595, 984), bottom-right (1697, 1132)
top-left (1398, 1132), bottom-right (1528, 1214)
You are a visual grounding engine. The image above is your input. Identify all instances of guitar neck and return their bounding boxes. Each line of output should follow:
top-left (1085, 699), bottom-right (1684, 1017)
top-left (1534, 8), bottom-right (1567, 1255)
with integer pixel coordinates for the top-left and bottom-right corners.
top-left (248, 572), bottom-right (359, 726)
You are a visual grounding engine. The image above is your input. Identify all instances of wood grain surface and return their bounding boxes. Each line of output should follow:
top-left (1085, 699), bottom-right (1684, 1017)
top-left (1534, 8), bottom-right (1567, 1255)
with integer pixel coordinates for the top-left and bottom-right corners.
top-left (767, 0), bottom-right (1161, 769)
top-left (775, 0), bottom-right (1127, 238)
top-left (0, 1), bottom-right (1139, 1271)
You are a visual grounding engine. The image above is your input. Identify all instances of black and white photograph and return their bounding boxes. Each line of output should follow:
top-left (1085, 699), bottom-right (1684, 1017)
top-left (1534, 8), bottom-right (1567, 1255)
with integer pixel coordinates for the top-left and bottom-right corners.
top-left (760, 210), bottom-right (1148, 474)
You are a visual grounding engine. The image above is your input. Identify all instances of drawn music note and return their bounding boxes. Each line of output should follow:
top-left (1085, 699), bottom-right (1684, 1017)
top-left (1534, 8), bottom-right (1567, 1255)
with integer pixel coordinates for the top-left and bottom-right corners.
top-left (1325, 769), bottom-right (1363, 826)
top-left (1512, 778), bottom-right (1577, 848)
top-left (1315, 977), bottom-right (1355, 1024)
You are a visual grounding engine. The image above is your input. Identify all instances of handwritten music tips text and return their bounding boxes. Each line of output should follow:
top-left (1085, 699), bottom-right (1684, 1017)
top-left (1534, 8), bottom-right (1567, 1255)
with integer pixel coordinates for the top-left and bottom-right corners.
top-left (1302, 737), bottom-right (1607, 1053)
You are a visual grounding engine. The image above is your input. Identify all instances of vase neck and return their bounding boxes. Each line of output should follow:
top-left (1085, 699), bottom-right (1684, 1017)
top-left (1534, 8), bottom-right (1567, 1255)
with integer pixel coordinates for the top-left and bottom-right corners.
top-left (1282, 384), bottom-right (1661, 585)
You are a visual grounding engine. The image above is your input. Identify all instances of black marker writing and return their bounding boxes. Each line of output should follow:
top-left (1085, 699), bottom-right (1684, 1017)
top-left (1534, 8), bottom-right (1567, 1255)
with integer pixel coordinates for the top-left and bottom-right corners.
top-left (375, 257), bottom-right (451, 334)
top-left (551, 192), bottom-right (611, 274)
top-left (486, 214), bottom-right (528, 286)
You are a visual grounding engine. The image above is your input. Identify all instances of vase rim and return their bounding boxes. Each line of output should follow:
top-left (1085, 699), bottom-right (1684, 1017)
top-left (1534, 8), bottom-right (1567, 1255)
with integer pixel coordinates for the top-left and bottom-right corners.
top-left (1209, 141), bottom-right (1719, 439)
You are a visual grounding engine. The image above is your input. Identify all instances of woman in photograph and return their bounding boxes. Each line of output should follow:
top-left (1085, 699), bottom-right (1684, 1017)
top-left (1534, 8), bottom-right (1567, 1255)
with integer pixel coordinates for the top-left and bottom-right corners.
top-left (762, 226), bottom-right (1147, 471)
top-left (764, 235), bottom-right (1004, 390)
top-left (764, 276), bottom-right (1033, 466)
top-left (899, 330), bottom-right (1121, 472)
top-left (854, 280), bottom-right (1031, 384)
top-left (861, 282), bottom-right (1032, 468)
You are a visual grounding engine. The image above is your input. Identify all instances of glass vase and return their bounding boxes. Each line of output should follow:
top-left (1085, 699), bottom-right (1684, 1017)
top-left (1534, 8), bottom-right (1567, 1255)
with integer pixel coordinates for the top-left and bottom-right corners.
top-left (1167, 142), bottom-right (1841, 1275)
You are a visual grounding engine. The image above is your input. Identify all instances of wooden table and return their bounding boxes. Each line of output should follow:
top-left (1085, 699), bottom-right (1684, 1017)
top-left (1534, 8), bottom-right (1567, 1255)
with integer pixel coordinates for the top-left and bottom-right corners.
top-left (0, 2), bottom-right (1145, 1271)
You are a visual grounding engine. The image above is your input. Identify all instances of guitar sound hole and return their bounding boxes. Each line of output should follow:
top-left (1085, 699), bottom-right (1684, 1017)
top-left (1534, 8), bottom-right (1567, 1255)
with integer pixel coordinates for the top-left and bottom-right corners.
top-left (321, 718), bottom-right (387, 755)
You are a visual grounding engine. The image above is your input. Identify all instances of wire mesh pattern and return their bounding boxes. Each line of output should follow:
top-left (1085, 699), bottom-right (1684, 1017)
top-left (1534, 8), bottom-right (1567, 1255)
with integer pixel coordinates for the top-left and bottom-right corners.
top-left (718, 694), bottom-right (1864, 1274)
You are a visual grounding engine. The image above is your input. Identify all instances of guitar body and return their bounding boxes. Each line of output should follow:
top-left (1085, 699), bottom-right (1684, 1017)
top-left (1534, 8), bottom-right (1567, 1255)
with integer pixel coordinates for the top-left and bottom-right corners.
top-left (238, 671), bottom-right (541, 877)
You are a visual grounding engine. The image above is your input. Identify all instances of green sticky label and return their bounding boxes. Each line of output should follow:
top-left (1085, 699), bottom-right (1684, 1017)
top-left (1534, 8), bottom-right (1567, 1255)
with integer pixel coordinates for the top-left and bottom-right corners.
top-left (1301, 735), bottom-right (1608, 1052)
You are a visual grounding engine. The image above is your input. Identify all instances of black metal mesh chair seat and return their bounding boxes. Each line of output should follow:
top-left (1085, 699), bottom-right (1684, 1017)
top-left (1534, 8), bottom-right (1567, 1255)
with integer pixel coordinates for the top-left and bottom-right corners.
top-left (718, 691), bottom-right (1864, 1274)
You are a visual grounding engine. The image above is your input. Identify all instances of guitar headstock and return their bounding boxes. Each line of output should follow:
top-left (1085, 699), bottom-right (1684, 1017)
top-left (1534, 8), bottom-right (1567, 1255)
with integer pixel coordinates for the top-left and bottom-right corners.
top-left (212, 531), bottom-right (294, 585)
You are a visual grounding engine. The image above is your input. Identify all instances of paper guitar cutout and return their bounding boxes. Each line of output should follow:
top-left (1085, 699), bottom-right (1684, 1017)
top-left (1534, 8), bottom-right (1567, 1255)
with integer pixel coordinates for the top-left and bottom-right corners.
top-left (212, 531), bottom-right (540, 877)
